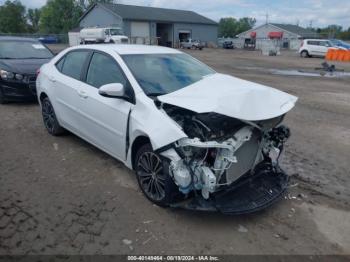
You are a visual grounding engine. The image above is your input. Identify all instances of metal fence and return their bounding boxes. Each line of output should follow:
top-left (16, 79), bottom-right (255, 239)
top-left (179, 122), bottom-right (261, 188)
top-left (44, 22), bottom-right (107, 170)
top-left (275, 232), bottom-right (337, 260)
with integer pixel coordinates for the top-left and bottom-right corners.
top-left (0, 33), bottom-right (68, 44)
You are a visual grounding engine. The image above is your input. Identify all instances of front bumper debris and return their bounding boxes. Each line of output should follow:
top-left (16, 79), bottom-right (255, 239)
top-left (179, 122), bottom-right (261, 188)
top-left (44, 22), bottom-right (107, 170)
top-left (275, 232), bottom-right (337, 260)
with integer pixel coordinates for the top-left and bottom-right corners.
top-left (170, 164), bottom-right (289, 215)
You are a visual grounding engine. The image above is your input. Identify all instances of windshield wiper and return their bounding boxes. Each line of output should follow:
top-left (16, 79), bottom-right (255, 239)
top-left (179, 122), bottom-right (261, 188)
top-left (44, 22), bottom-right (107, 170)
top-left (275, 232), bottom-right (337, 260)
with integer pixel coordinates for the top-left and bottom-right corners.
top-left (146, 92), bottom-right (166, 97)
top-left (21, 57), bottom-right (51, 59)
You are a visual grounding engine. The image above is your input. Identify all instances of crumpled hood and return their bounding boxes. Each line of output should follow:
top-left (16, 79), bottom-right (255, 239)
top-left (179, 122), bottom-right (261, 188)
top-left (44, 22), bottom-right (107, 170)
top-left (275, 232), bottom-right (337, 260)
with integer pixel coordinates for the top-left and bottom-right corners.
top-left (158, 73), bottom-right (298, 121)
top-left (0, 58), bottom-right (51, 75)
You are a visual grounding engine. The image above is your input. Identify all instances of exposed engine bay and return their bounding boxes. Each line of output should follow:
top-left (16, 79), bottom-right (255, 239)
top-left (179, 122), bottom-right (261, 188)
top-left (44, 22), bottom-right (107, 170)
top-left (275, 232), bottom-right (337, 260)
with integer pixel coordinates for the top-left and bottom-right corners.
top-left (158, 103), bottom-right (291, 201)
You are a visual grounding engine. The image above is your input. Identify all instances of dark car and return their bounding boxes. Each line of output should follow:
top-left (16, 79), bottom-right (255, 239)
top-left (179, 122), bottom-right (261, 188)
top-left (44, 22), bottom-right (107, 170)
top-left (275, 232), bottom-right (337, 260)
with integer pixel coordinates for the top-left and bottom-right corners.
top-left (0, 37), bottom-right (53, 103)
top-left (223, 40), bottom-right (234, 49)
top-left (38, 36), bottom-right (59, 44)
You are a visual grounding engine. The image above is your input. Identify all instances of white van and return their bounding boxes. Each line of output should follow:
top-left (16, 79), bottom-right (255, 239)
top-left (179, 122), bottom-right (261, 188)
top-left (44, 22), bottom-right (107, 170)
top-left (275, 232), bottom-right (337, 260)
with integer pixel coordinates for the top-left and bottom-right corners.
top-left (299, 39), bottom-right (333, 58)
top-left (80, 27), bottom-right (128, 44)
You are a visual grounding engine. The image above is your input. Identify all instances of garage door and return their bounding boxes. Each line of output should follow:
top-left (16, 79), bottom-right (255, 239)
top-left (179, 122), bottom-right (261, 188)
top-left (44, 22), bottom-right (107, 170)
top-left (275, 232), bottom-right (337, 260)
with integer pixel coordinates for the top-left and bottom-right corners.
top-left (131, 22), bottom-right (150, 38)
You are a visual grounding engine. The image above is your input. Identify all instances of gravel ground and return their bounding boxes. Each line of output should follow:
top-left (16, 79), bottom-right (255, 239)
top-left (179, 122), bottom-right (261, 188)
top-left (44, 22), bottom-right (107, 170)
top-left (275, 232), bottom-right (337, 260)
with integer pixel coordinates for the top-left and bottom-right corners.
top-left (1, 46), bottom-right (350, 256)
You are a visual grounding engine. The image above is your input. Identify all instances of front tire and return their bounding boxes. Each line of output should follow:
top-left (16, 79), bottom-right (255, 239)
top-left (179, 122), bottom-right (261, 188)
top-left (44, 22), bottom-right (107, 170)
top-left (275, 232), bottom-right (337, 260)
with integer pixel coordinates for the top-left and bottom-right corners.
top-left (135, 144), bottom-right (179, 206)
top-left (0, 88), bottom-right (8, 104)
top-left (41, 97), bottom-right (65, 136)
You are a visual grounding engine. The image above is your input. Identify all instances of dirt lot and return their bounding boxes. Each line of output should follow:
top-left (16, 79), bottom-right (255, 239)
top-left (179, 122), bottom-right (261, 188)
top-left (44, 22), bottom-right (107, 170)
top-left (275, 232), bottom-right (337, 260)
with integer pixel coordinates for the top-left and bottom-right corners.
top-left (1, 46), bottom-right (350, 256)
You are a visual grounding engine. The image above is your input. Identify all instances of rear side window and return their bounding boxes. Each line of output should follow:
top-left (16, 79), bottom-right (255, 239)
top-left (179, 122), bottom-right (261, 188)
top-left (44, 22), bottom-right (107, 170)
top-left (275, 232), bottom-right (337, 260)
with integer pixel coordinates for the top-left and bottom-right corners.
top-left (86, 52), bottom-right (127, 88)
top-left (55, 57), bottom-right (65, 72)
top-left (61, 51), bottom-right (89, 80)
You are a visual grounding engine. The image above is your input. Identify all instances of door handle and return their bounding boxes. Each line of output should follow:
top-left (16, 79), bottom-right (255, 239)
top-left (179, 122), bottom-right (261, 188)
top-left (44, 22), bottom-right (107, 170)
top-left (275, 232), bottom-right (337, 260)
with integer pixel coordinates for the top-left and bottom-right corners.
top-left (77, 90), bottom-right (88, 99)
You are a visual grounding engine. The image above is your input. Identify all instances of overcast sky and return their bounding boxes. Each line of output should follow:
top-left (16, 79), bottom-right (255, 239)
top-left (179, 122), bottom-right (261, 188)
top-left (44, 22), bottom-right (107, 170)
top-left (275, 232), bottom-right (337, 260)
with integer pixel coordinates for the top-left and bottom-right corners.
top-left (2, 0), bottom-right (350, 29)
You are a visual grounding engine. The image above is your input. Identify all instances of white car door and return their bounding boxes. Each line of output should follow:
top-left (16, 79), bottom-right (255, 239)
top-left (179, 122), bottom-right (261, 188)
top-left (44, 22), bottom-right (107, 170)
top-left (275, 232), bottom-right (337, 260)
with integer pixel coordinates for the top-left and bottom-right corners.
top-left (319, 41), bottom-right (331, 56)
top-left (76, 51), bottom-right (134, 160)
top-left (306, 40), bottom-right (318, 56)
top-left (52, 50), bottom-right (90, 133)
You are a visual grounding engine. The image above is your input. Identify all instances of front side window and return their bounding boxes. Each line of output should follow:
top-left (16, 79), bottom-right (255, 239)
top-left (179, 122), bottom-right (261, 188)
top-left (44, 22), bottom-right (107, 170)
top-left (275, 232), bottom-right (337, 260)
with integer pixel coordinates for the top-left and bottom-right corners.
top-left (318, 41), bottom-right (331, 47)
top-left (110, 28), bottom-right (124, 36)
top-left (61, 51), bottom-right (89, 80)
top-left (0, 40), bottom-right (53, 59)
top-left (122, 53), bottom-right (215, 96)
top-left (86, 52), bottom-right (127, 88)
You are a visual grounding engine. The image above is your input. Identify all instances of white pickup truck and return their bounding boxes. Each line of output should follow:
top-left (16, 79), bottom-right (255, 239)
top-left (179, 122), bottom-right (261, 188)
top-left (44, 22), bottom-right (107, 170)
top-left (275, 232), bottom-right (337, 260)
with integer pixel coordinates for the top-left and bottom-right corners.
top-left (80, 27), bottom-right (129, 44)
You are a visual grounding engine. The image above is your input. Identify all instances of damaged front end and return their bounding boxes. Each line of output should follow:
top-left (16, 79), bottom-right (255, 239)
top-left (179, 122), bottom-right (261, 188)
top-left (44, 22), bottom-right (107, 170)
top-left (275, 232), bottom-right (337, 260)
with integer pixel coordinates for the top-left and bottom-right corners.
top-left (158, 104), bottom-right (291, 214)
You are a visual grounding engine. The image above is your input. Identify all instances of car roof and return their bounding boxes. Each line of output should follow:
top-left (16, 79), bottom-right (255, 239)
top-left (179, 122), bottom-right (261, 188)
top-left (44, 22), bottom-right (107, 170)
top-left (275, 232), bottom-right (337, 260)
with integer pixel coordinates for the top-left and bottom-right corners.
top-left (0, 36), bottom-right (39, 42)
top-left (69, 44), bottom-right (182, 55)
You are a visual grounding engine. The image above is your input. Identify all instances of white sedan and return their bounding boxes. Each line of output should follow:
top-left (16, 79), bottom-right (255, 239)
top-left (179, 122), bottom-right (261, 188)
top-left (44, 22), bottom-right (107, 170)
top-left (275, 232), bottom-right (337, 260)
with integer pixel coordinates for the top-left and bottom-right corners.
top-left (36, 45), bottom-right (297, 214)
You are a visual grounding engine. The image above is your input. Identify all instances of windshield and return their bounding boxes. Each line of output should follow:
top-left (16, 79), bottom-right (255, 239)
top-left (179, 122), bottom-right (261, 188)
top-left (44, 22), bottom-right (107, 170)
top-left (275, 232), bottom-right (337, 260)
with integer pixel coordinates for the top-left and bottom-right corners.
top-left (0, 41), bottom-right (53, 59)
top-left (330, 39), bottom-right (341, 45)
top-left (110, 29), bottom-right (124, 36)
top-left (122, 53), bottom-right (215, 96)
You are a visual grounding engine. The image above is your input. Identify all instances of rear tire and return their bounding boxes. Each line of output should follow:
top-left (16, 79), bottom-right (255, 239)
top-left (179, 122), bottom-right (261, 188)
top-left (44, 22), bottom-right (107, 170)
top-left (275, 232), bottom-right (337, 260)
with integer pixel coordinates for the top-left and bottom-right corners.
top-left (41, 97), bottom-right (65, 136)
top-left (135, 143), bottom-right (180, 206)
top-left (300, 50), bottom-right (309, 58)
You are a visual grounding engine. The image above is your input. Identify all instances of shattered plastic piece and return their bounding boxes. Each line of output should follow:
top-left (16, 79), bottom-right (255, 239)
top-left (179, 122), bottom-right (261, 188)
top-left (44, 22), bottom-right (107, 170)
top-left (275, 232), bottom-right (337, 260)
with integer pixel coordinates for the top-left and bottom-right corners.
top-left (122, 239), bottom-right (132, 245)
top-left (237, 225), bottom-right (248, 233)
top-left (288, 183), bottom-right (299, 188)
top-left (297, 193), bottom-right (307, 199)
top-left (142, 236), bottom-right (154, 245)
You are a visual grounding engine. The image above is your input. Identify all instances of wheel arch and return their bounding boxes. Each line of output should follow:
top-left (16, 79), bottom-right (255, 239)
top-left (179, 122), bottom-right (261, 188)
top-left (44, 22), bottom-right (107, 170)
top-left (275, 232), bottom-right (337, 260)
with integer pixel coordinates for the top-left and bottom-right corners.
top-left (131, 135), bottom-right (151, 170)
top-left (39, 92), bottom-right (48, 102)
top-left (39, 92), bottom-right (48, 106)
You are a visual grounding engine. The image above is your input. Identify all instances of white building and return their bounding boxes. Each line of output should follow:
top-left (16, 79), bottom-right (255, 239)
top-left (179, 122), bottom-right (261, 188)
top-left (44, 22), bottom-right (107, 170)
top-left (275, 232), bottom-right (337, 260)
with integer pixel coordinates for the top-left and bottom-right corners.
top-left (236, 23), bottom-right (319, 50)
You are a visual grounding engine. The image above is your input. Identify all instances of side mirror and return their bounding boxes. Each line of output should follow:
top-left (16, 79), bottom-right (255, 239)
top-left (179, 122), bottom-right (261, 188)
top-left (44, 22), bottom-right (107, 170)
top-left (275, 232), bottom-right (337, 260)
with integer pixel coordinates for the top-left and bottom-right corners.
top-left (99, 83), bottom-right (126, 98)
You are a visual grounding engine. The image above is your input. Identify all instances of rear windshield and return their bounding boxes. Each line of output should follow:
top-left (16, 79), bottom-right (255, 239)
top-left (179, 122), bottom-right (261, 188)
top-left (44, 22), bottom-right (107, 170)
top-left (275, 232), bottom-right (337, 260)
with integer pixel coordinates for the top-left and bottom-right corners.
top-left (0, 40), bottom-right (53, 59)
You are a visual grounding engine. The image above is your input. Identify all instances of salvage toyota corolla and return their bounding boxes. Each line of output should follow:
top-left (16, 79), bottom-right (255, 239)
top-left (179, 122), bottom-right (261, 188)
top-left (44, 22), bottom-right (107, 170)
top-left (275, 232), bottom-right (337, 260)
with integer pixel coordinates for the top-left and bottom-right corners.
top-left (36, 45), bottom-right (297, 214)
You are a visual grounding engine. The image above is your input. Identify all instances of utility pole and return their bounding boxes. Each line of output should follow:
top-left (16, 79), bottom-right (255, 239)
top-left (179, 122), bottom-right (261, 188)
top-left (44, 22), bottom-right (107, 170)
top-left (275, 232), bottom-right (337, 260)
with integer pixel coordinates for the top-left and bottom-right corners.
top-left (265, 13), bottom-right (269, 25)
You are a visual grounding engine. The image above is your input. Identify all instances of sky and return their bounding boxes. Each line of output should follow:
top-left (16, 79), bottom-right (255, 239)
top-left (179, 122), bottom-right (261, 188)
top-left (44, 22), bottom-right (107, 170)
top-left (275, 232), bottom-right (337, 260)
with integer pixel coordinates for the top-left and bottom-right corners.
top-left (2, 0), bottom-right (350, 29)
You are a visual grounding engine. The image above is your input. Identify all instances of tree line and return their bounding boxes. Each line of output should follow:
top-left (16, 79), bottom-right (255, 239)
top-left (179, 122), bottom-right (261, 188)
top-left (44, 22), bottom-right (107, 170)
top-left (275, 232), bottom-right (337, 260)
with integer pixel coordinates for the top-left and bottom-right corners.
top-left (0, 0), bottom-right (349, 40)
top-left (0, 0), bottom-right (114, 34)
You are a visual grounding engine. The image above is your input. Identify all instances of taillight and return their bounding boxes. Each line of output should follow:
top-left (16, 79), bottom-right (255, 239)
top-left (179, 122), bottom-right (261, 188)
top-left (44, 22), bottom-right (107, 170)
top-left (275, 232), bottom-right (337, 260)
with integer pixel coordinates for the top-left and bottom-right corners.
top-left (301, 41), bottom-right (304, 47)
top-left (36, 69), bottom-right (40, 77)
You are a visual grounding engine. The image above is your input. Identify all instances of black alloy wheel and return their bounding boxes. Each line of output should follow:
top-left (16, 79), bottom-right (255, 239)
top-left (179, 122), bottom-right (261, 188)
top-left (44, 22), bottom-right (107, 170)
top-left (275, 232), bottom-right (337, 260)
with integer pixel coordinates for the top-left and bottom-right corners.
top-left (41, 97), bottom-right (65, 136)
top-left (135, 144), bottom-right (180, 206)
